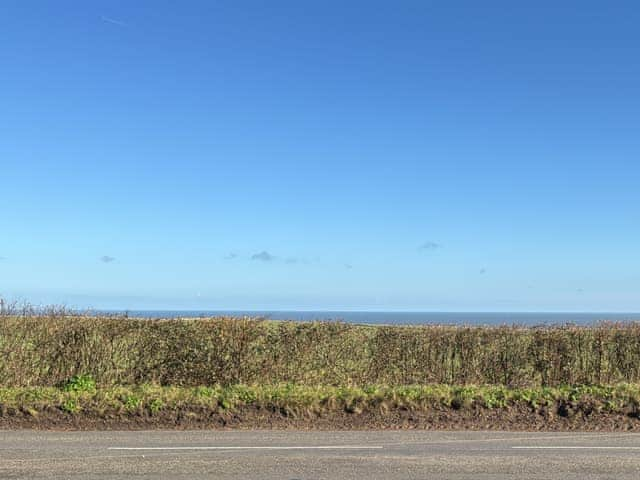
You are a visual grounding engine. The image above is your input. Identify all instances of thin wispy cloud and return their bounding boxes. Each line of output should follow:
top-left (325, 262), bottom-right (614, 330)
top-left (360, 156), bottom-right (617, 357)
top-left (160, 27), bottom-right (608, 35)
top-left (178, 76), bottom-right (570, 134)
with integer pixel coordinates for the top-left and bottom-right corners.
top-left (249, 251), bottom-right (308, 264)
top-left (101, 15), bottom-right (127, 27)
top-left (419, 241), bottom-right (442, 251)
top-left (251, 251), bottom-right (276, 262)
top-left (100, 255), bottom-right (116, 263)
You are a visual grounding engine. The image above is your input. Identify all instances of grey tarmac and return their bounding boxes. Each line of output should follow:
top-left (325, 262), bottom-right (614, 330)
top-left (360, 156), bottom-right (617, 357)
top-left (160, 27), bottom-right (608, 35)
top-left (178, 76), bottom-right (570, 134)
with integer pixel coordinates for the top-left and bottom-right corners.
top-left (2, 430), bottom-right (640, 479)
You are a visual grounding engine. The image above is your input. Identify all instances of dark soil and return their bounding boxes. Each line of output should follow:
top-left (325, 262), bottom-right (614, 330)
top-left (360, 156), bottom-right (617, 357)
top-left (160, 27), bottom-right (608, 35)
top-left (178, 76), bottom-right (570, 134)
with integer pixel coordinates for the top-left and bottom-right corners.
top-left (3, 404), bottom-right (640, 431)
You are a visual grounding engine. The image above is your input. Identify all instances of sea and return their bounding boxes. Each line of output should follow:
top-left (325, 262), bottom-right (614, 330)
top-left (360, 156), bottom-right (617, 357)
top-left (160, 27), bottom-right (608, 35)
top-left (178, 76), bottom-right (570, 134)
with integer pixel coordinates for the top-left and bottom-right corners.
top-left (102, 310), bottom-right (640, 326)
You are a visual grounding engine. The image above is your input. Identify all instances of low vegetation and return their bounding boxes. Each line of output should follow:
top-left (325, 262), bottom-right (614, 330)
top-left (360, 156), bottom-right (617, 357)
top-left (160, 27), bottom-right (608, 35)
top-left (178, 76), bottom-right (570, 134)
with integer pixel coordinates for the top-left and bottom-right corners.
top-left (3, 382), bottom-right (640, 418)
top-left (3, 308), bottom-right (640, 429)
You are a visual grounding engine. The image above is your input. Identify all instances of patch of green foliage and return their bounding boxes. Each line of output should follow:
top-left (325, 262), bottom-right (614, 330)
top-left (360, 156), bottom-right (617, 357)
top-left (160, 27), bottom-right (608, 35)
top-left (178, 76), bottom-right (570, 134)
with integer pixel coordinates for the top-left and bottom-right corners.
top-left (148, 398), bottom-right (164, 414)
top-left (123, 394), bottom-right (142, 411)
top-left (62, 374), bottom-right (96, 393)
top-left (61, 398), bottom-right (79, 414)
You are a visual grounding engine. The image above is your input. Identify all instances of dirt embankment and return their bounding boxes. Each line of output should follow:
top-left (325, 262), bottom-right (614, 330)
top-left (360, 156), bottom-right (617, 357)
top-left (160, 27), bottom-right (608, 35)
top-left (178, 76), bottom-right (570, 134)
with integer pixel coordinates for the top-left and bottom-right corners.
top-left (4, 404), bottom-right (640, 431)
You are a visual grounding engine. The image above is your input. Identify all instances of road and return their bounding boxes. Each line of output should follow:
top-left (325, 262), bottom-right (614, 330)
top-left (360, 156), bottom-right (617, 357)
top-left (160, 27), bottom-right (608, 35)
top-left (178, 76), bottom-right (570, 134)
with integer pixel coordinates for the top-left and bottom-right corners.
top-left (2, 430), bottom-right (640, 479)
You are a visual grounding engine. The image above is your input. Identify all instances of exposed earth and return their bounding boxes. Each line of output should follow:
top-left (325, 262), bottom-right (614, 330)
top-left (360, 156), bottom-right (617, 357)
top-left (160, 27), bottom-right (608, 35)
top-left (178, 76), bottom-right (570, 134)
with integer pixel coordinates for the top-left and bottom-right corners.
top-left (3, 403), bottom-right (640, 431)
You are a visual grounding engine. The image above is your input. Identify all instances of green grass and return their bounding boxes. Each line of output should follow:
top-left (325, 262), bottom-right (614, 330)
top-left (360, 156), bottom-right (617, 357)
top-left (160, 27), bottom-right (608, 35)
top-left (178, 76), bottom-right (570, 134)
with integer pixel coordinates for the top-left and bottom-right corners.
top-left (2, 383), bottom-right (640, 416)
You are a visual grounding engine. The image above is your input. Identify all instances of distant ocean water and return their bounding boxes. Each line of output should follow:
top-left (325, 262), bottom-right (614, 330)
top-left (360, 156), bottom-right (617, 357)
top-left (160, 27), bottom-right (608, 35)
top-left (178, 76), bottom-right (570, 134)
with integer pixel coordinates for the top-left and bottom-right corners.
top-left (101, 311), bottom-right (640, 326)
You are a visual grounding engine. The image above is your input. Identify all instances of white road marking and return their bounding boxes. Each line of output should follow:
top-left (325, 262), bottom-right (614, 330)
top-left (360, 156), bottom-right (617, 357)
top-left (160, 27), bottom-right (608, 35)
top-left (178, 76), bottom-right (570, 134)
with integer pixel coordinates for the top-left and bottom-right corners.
top-left (384, 432), bottom-right (640, 447)
top-left (109, 445), bottom-right (383, 451)
top-left (513, 446), bottom-right (640, 450)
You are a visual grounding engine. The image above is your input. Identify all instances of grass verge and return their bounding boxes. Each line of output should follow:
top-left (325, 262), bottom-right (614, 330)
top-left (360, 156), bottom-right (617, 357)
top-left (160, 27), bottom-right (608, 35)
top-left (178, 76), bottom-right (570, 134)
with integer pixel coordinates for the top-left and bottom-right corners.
top-left (3, 383), bottom-right (640, 431)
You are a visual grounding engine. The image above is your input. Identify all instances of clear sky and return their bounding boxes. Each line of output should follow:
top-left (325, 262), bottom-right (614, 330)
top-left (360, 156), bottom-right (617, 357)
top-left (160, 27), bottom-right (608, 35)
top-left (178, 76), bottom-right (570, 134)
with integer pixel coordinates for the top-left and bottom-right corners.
top-left (1, 1), bottom-right (639, 312)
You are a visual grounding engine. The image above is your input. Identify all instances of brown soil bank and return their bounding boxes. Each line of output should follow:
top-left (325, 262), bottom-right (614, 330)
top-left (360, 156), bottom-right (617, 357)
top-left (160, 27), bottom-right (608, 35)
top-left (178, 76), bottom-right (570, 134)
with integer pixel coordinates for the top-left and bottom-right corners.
top-left (3, 404), bottom-right (640, 431)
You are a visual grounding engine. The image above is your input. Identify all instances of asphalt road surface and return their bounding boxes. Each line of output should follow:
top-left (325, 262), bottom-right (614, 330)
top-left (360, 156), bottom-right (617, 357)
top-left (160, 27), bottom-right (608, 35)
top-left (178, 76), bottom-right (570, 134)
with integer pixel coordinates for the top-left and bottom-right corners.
top-left (2, 430), bottom-right (640, 479)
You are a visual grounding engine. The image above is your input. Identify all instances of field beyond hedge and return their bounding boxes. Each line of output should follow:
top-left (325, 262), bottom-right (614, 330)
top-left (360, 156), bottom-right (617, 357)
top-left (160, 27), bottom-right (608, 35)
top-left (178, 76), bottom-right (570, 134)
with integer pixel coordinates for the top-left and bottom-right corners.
top-left (3, 315), bottom-right (640, 387)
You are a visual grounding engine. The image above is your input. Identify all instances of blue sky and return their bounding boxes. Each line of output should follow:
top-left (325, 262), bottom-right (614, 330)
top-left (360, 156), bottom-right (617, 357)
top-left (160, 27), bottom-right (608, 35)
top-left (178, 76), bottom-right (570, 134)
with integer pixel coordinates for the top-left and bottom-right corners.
top-left (1, 1), bottom-right (639, 311)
